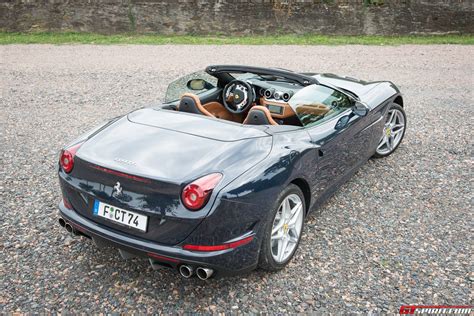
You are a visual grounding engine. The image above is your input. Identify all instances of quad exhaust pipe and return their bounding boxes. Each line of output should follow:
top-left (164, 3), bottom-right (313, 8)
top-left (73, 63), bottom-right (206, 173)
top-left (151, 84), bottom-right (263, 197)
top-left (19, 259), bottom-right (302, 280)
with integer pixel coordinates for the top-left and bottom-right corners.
top-left (179, 265), bottom-right (214, 279)
top-left (196, 267), bottom-right (214, 280)
top-left (59, 217), bottom-right (216, 279)
top-left (65, 223), bottom-right (73, 233)
top-left (179, 265), bottom-right (194, 278)
top-left (58, 217), bottom-right (78, 236)
top-left (58, 218), bottom-right (66, 227)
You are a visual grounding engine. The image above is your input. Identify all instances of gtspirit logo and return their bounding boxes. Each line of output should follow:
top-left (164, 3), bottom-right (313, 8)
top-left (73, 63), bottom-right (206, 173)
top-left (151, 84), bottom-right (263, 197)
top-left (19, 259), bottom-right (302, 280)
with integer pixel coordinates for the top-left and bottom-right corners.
top-left (399, 305), bottom-right (472, 314)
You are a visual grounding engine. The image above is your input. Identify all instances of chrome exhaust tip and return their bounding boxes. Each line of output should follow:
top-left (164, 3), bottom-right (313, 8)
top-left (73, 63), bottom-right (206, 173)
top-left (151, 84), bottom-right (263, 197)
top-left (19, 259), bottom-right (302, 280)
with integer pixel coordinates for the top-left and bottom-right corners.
top-left (64, 223), bottom-right (73, 233)
top-left (179, 265), bottom-right (194, 278)
top-left (196, 267), bottom-right (214, 280)
top-left (58, 218), bottom-right (66, 227)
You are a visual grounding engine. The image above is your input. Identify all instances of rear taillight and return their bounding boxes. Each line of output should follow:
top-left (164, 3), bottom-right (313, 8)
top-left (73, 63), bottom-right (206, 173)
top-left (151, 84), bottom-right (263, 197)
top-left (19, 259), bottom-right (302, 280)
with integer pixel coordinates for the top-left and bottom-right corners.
top-left (59, 142), bottom-right (83, 173)
top-left (181, 173), bottom-right (222, 211)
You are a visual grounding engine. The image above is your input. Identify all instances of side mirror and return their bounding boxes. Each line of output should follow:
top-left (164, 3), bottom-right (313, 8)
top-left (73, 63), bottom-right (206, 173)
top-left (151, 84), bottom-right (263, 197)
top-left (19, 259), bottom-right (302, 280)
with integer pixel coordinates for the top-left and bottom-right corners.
top-left (352, 101), bottom-right (369, 117)
top-left (186, 79), bottom-right (213, 91)
top-left (335, 115), bottom-right (351, 130)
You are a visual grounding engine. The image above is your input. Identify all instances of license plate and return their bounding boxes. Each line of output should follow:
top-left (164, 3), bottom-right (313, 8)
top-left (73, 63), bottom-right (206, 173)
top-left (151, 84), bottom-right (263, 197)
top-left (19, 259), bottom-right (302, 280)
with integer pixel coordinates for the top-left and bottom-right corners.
top-left (93, 200), bottom-right (148, 232)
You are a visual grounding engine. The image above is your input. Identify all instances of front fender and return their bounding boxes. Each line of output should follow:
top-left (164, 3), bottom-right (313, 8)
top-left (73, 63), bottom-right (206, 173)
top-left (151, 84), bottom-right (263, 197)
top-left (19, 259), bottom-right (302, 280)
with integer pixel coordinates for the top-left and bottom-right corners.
top-left (362, 81), bottom-right (401, 110)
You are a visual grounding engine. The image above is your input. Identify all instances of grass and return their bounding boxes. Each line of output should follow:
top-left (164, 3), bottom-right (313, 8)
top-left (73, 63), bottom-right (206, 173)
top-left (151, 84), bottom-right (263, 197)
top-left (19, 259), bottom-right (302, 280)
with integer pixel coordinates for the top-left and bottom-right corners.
top-left (0, 32), bottom-right (473, 45)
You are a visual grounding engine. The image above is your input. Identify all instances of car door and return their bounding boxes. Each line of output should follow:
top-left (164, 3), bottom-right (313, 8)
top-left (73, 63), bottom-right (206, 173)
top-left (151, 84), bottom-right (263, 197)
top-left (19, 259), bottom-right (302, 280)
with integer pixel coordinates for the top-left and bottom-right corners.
top-left (306, 110), bottom-right (355, 199)
top-left (289, 84), bottom-right (372, 200)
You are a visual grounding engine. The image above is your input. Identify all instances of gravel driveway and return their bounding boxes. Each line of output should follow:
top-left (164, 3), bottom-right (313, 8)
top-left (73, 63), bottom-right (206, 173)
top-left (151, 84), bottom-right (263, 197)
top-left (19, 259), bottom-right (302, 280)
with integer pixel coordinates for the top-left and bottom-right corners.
top-left (1, 45), bottom-right (472, 313)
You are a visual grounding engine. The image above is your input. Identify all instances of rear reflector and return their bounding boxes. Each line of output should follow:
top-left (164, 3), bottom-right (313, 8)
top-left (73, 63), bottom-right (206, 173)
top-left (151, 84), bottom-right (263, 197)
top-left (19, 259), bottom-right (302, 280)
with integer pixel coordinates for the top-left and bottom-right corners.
top-left (62, 195), bottom-right (73, 209)
top-left (182, 235), bottom-right (254, 252)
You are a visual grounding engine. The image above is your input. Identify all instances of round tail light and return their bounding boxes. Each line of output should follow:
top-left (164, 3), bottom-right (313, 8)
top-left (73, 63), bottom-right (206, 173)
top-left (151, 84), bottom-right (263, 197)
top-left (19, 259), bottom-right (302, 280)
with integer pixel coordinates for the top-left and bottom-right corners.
top-left (59, 142), bottom-right (83, 173)
top-left (181, 173), bottom-right (222, 211)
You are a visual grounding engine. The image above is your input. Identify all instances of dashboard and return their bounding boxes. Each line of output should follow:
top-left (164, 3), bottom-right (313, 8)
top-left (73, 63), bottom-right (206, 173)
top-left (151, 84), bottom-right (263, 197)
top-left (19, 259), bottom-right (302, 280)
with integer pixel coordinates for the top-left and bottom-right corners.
top-left (258, 97), bottom-right (296, 119)
top-left (252, 81), bottom-right (302, 119)
top-left (218, 73), bottom-right (351, 125)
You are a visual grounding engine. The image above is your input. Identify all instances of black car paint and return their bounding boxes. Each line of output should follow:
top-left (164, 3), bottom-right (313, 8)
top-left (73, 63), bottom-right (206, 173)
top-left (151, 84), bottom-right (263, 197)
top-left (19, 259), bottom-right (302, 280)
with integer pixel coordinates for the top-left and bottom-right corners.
top-left (58, 66), bottom-right (403, 277)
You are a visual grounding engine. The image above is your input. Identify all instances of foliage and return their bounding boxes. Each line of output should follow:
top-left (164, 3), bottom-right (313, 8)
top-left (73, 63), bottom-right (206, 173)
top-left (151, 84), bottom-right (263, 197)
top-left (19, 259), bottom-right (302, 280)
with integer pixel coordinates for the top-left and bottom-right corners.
top-left (0, 32), bottom-right (472, 45)
top-left (364, 0), bottom-right (385, 5)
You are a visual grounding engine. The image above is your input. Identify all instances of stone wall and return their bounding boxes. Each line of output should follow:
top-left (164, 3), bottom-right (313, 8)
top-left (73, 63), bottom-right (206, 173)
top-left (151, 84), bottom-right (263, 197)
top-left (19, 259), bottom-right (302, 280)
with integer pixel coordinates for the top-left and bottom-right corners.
top-left (0, 0), bottom-right (472, 35)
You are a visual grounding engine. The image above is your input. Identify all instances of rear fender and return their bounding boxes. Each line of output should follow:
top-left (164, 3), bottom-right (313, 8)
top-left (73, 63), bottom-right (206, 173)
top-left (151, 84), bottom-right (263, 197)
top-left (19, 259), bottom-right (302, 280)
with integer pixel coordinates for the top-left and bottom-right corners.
top-left (214, 129), bottom-right (314, 222)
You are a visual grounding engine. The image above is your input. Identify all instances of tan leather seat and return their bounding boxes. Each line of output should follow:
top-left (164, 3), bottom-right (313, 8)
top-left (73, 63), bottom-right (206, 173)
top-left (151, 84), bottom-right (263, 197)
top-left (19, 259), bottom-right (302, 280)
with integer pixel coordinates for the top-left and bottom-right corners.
top-left (295, 103), bottom-right (330, 116)
top-left (203, 102), bottom-right (242, 122)
top-left (243, 106), bottom-right (278, 125)
top-left (178, 93), bottom-right (214, 118)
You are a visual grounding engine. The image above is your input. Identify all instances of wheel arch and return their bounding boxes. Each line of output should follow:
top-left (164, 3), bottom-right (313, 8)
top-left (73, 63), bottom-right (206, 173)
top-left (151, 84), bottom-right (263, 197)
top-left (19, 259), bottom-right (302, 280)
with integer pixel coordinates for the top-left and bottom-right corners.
top-left (394, 95), bottom-right (404, 107)
top-left (290, 178), bottom-right (311, 214)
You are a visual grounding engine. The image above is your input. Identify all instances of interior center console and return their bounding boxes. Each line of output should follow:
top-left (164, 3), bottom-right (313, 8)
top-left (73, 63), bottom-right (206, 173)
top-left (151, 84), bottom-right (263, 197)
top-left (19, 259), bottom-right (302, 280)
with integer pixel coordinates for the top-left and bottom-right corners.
top-left (259, 97), bottom-right (294, 119)
top-left (267, 104), bottom-right (284, 115)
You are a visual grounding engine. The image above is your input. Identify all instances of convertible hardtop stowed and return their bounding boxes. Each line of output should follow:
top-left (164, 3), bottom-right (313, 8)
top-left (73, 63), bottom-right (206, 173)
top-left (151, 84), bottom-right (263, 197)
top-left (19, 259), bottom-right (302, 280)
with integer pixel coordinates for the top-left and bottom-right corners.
top-left (77, 109), bottom-right (273, 184)
top-left (130, 108), bottom-right (270, 141)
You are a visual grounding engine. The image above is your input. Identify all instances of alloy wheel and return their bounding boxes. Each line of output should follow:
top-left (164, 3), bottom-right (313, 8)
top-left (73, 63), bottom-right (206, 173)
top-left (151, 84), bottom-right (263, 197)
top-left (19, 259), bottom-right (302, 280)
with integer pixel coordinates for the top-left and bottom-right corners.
top-left (270, 194), bottom-right (304, 263)
top-left (376, 108), bottom-right (406, 156)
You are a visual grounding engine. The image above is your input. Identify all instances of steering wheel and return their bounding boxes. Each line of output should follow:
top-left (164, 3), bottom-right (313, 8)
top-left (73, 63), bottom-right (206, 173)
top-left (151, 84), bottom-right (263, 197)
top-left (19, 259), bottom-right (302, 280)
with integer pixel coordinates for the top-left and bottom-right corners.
top-left (222, 80), bottom-right (255, 114)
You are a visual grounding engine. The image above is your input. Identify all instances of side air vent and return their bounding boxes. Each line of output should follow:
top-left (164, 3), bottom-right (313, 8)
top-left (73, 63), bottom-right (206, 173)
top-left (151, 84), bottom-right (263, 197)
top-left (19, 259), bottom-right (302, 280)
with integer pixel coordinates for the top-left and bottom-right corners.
top-left (264, 88), bottom-right (275, 99)
top-left (282, 91), bottom-right (294, 102)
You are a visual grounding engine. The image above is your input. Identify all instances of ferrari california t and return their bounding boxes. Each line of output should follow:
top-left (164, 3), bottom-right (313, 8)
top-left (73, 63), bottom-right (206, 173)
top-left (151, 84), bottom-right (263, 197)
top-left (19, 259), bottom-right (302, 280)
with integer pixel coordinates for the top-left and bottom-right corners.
top-left (57, 65), bottom-right (406, 279)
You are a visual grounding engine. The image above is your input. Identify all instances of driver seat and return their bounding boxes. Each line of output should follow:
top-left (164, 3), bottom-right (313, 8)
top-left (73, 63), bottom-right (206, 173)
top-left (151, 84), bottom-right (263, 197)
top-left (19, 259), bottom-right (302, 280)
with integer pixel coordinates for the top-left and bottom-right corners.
top-left (243, 106), bottom-right (278, 125)
top-left (178, 93), bottom-right (215, 118)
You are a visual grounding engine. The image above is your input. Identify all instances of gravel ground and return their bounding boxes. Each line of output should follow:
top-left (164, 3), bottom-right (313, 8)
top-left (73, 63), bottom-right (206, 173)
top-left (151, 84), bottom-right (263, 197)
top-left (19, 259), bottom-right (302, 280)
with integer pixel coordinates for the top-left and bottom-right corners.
top-left (1, 45), bottom-right (473, 313)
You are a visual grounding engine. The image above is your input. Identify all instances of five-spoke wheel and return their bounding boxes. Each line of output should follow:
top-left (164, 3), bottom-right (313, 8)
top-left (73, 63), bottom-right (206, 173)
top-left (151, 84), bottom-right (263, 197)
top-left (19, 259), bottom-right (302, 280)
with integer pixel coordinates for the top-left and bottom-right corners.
top-left (259, 184), bottom-right (305, 271)
top-left (374, 103), bottom-right (406, 157)
top-left (271, 193), bottom-right (304, 263)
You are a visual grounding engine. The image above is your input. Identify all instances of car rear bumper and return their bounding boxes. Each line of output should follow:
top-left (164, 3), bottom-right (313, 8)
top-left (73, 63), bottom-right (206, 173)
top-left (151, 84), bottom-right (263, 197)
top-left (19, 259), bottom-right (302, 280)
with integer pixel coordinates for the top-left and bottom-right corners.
top-left (58, 201), bottom-right (260, 277)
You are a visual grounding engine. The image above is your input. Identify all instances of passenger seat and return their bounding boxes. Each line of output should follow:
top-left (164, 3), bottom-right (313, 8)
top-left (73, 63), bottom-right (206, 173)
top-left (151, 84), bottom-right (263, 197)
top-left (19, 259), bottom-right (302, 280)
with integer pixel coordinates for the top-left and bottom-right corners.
top-left (243, 106), bottom-right (278, 125)
top-left (178, 93), bottom-right (215, 118)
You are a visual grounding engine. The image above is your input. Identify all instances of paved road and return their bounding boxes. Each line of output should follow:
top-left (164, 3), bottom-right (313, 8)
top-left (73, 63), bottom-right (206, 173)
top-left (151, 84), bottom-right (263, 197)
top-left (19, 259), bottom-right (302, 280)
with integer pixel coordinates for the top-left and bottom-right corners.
top-left (1, 45), bottom-right (472, 313)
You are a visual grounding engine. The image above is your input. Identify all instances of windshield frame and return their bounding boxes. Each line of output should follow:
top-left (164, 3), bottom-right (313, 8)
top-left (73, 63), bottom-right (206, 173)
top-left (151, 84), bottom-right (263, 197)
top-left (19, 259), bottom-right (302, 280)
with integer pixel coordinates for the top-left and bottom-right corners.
top-left (205, 65), bottom-right (319, 86)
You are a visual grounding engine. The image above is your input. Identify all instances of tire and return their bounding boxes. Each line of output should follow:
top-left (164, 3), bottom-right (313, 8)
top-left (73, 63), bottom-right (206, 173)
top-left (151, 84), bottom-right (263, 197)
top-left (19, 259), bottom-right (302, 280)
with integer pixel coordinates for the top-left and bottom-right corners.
top-left (373, 102), bottom-right (407, 158)
top-left (258, 184), bottom-right (305, 271)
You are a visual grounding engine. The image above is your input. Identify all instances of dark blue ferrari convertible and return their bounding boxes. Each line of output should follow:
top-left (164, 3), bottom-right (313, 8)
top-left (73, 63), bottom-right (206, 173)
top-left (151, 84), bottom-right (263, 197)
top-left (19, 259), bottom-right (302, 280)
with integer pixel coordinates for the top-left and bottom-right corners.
top-left (58, 65), bottom-right (406, 279)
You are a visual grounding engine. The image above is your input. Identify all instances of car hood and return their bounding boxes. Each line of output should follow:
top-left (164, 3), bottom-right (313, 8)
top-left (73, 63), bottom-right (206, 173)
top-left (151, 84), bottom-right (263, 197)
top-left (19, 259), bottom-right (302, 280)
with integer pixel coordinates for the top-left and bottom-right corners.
top-left (76, 109), bottom-right (272, 184)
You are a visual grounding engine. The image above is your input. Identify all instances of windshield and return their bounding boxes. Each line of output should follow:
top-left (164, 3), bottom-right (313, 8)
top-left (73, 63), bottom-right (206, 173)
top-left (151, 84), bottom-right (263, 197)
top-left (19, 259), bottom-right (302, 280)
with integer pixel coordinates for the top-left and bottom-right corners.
top-left (164, 70), bottom-right (218, 103)
top-left (289, 85), bottom-right (353, 127)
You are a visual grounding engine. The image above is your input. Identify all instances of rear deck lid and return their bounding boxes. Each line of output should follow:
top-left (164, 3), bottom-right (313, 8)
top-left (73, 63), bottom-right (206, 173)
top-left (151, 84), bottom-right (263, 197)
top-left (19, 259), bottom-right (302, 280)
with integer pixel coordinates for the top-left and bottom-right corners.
top-left (128, 108), bottom-right (269, 142)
